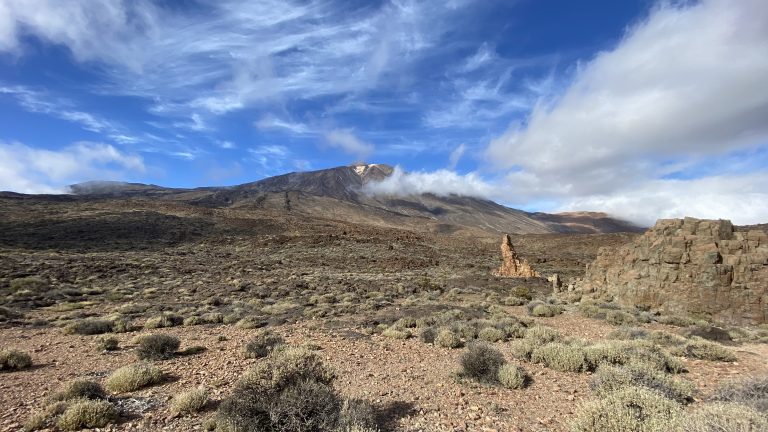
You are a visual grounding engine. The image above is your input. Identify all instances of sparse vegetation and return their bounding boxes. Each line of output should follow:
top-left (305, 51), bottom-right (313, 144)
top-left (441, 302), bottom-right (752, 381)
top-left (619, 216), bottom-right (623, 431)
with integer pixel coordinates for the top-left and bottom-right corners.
top-left (96, 335), bottom-right (119, 351)
top-left (56, 399), bottom-right (117, 431)
top-left (459, 341), bottom-right (505, 383)
top-left (63, 318), bottom-right (113, 335)
top-left (0, 349), bottom-right (32, 371)
top-left (136, 333), bottom-right (180, 360)
top-left (710, 376), bottom-right (768, 414)
top-left (672, 337), bottom-right (737, 362)
top-left (531, 343), bottom-right (589, 373)
top-left (244, 330), bottom-right (284, 359)
top-left (435, 329), bottom-right (462, 348)
top-left (171, 387), bottom-right (209, 416)
top-left (381, 327), bottom-right (411, 339)
top-left (671, 402), bottom-right (768, 431)
top-left (498, 364), bottom-right (528, 389)
top-left (105, 362), bottom-right (163, 393)
top-left (590, 363), bottom-right (694, 403)
top-left (478, 326), bottom-right (506, 342)
top-left (571, 386), bottom-right (681, 432)
top-left (48, 380), bottom-right (106, 402)
top-left (144, 313), bottom-right (183, 329)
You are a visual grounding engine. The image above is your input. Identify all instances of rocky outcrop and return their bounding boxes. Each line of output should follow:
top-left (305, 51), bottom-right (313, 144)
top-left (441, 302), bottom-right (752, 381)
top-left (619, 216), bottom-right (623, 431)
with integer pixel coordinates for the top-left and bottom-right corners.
top-left (580, 218), bottom-right (768, 324)
top-left (493, 234), bottom-right (539, 278)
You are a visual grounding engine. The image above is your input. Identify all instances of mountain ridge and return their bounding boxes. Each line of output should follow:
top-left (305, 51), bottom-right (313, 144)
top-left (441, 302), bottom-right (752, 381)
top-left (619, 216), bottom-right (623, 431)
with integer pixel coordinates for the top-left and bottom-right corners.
top-left (16, 163), bottom-right (643, 235)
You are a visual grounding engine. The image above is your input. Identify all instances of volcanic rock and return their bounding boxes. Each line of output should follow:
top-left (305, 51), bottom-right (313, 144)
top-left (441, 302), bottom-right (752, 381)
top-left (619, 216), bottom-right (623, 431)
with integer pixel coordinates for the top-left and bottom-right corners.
top-left (580, 218), bottom-right (768, 324)
top-left (493, 234), bottom-right (539, 278)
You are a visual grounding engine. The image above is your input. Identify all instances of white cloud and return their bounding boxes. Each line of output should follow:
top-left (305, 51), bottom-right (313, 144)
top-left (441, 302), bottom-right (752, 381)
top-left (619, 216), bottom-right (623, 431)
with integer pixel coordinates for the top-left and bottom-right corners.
top-left (364, 166), bottom-right (492, 198)
top-left (0, 0), bottom-right (471, 117)
top-left (255, 115), bottom-right (312, 135)
top-left (324, 129), bottom-right (375, 160)
top-left (0, 141), bottom-right (145, 193)
top-left (459, 43), bottom-right (496, 73)
top-left (558, 174), bottom-right (768, 226)
top-left (448, 143), bottom-right (466, 169)
top-left (482, 0), bottom-right (768, 224)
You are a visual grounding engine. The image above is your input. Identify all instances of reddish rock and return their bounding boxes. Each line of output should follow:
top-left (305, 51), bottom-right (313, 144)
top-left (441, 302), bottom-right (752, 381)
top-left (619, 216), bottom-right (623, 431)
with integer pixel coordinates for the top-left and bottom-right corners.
top-left (580, 218), bottom-right (768, 324)
top-left (493, 234), bottom-right (539, 278)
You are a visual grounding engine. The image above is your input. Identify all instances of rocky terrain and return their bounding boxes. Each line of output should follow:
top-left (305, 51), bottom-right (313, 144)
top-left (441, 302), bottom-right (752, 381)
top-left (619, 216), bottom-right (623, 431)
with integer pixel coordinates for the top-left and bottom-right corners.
top-left (1, 169), bottom-right (767, 432)
top-left (580, 218), bottom-right (768, 325)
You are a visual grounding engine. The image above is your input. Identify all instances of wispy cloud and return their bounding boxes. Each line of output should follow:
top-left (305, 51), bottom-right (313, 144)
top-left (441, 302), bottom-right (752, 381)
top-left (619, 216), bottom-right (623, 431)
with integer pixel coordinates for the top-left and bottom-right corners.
top-left (255, 115), bottom-right (312, 135)
top-left (448, 143), bottom-right (466, 169)
top-left (0, 140), bottom-right (145, 193)
top-left (324, 129), bottom-right (375, 160)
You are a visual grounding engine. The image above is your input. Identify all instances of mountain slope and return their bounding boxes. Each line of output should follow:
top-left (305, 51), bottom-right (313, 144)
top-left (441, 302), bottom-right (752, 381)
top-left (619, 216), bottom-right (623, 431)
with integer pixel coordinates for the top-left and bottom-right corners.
top-left (61, 163), bottom-right (640, 235)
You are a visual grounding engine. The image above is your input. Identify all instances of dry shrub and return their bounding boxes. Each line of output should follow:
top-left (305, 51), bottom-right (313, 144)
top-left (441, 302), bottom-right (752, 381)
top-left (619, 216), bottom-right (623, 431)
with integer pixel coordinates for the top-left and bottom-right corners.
top-left (498, 364), bottom-right (528, 389)
top-left (215, 347), bottom-right (363, 432)
top-left (459, 342), bottom-right (505, 383)
top-left (0, 349), bottom-right (32, 371)
top-left (478, 327), bottom-right (506, 343)
top-left (419, 327), bottom-right (437, 344)
top-left (672, 338), bottom-right (737, 362)
top-left (509, 339), bottom-right (535, 361)
top-left (48, 380), bottom-right (106, 403)
top-left (337, 398), bottom-right (378, 431)
top-left (381, 327), bottom-right (411, 339)
top-left (710, 375), bottom-right (768, 414)
top-left (136, 333), bottom-right (180, 360)
top-left (590, 363), bottom-right (694, 403)
top-left (144, 313), bottom-right (183, 329)
top-left (105, 362), bottom-right (163, 393)
top-left (96, 336), bottom-right (119, 351)
top-left (56, 399), bottom-right (117, 431)
top-left (671, 402), bottom-right (768, 432)
top-left (531, 304), bottom-right (563, 318)
top-left (244, 330), bottom-right (284, 359)
top-left (171, 388), bottom-right (209, 416)
top-left (435, 329), bottom-right (462, 349)
top-left (605, 310), bottom-right (637, 326)
top-left (571, 386), bottom-right (681, 432)
top-left (531, 343), bottom-right (589, 373)
top-left (63, 319), bottom-right (113, 335)
top-left (524, 326), bottom-right (560, 345)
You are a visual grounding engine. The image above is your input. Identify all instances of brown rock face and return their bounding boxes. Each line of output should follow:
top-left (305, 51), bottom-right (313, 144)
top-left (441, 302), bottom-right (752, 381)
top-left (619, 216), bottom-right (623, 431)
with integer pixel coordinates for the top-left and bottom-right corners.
top-left (493, 234), bottom-right (539, 278)
top-left (580, 218), bottom-right (768, 324)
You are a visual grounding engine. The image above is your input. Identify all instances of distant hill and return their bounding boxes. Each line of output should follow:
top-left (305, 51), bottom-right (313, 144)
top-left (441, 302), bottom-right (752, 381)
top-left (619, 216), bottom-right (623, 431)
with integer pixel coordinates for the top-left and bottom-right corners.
top-left (52, 163), bottom-right (642, 235)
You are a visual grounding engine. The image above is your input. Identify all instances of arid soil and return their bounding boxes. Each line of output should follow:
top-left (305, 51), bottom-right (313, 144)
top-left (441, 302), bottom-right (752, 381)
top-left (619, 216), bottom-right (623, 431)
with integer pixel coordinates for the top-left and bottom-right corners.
top-left (1, 196), bottom-right (765, 431)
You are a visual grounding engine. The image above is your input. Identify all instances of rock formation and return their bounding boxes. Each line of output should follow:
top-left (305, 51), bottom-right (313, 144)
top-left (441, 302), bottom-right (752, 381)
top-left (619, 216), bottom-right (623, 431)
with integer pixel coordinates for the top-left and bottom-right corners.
top-left (580, 218), bottom-right (768, 325)
top-left (493, 234), bottom-right (539, 278)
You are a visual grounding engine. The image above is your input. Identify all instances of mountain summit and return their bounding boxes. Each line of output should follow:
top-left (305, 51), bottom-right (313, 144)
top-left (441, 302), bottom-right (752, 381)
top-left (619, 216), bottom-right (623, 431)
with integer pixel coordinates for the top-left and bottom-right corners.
top-left (65, 164), bottom-right (640, 235)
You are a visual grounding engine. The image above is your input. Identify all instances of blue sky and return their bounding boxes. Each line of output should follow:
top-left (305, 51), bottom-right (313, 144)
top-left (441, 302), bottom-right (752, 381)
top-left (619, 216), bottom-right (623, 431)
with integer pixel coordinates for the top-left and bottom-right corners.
top-left (1, 0), bottom-right (767, 224)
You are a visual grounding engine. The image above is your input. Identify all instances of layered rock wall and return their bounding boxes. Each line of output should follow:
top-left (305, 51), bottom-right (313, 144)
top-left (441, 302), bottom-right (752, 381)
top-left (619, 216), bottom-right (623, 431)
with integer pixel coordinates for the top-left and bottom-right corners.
top-left (581, 218), bottom-right (767, 324)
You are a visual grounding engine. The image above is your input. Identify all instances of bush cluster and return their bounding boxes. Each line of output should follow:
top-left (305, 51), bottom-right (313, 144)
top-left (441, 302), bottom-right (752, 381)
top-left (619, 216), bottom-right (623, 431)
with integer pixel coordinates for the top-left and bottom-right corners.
top-left (105, 362), bottom-right (163, 393)
top-left (136, 333), bottom-right (180, 360)
top-left (0, 349), bottom-right (32, 371)
top-left (244, 330), bottom-right (285, 359)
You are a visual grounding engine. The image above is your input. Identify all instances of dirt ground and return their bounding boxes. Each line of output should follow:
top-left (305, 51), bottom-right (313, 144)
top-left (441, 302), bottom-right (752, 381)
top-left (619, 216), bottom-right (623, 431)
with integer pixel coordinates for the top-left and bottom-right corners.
top-left (1, 197), bottom-right (765, 431)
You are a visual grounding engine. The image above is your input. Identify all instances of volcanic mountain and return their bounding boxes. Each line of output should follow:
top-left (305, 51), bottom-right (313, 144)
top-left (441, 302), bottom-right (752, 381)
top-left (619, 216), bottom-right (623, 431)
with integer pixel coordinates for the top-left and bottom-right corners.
top-left (58, 163), bottom-right (640, 235)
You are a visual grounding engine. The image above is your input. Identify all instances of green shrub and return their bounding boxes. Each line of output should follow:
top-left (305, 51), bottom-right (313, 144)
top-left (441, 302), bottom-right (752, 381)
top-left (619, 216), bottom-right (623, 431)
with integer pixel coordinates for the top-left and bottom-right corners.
top-left (498, 364), bottom-right (528, 389)
top-left (96, 336), bottom-right (119, 351)
top-left (435, 329), bottom-right (462, 348)
top-left (478, 327), bottom-right (506, 343)
top-left (171, 388), bottom-right (209, 416)
top-left (671, 402), bottom-right (768, 432)
top-left (571, 386), bottom-right (682, 432)
top-left (105, 362), bottom-right (163, 393)
top-left (672, 338), bottom-right (737, 362)
top-left (64, 319), bottom-right (113, 335)
top-left (244, 330), bottom-right (284, 359)
top-left (136, 333), bottom-right (180, 360)
top-left (236, 316), bottom-right (267, 329)
top-left (48, 380), bottom-right (106, 402)
top-left (456, 322), bottom-right (479, 340)
top-left (531, 343), bottom-right (589, 372)
top-left (419, 327), bottom-right (436, 344)
top-left (605, 310), bottom-right (637, 326)
top-left (590, 363), bottom-right (694, 403)
top-left (337, 398), bottom-right (378, 431)
top-left (524, 326), bottom-right (560, 345)
top-left (215, 347), bottom-right (340, 432)
top-left (381, 328), bottom-right (411, 339)
top-left (504, 296), bottom-right (527, 306)
top-left (710, 376), bottom-right (768, 414)
top-left (144, 313), bottom-right (183, 329)
top-left (509, 339), bottom-right (536, 361)
top-left (459, 342), bottom-right (505, 383)
top-left (56, 399), bottom-right (117, 431)
top-left (584, 341), bottom-right (632, 369)
top-left (0, 349), bottom-right (32, 371)
top-left (512, 286), bottom-right (532, 300)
